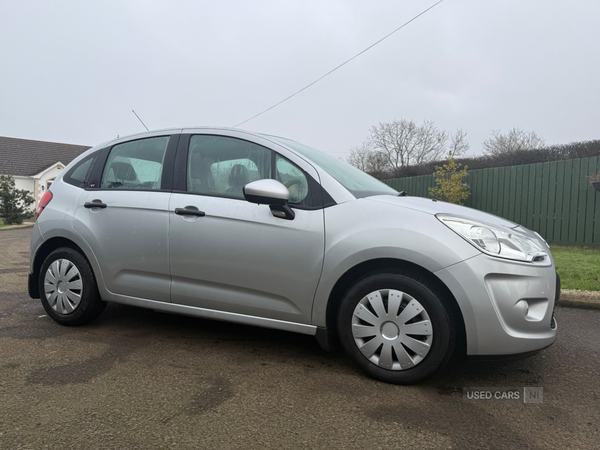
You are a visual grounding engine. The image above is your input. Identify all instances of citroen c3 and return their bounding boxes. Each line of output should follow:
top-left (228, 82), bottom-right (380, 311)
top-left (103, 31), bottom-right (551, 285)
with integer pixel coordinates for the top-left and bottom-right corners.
top-left (29, 127), bottom-right (558, 384)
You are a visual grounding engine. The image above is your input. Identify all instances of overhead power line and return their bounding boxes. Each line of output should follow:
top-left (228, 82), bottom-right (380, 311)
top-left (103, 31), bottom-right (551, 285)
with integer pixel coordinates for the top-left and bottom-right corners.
top-left (233, 0), bottom-right (445, 128)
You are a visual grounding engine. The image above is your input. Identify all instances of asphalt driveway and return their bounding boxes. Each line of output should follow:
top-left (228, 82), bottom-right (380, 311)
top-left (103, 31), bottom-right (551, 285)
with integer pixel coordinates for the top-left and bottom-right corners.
top-left (0, 228), bottom-right (598, 449)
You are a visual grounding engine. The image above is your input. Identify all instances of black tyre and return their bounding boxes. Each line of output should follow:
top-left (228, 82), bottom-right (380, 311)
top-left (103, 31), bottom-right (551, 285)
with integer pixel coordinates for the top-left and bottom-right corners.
top-left (337, 270), bottom-right (455, 384)
top-left (38, 247), bottom-right (106, 326)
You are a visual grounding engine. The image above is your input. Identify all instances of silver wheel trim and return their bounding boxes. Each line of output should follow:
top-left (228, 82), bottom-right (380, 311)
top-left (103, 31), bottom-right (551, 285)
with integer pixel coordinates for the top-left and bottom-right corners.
top-left (44, 258), bottom-right (83, 314)
top-left (351, 289), bottom-right (433, 370)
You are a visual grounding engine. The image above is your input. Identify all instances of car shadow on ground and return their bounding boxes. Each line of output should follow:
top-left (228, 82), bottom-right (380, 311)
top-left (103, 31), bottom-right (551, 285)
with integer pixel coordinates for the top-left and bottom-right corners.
top-left (83, 301), bottom-right (552, 389)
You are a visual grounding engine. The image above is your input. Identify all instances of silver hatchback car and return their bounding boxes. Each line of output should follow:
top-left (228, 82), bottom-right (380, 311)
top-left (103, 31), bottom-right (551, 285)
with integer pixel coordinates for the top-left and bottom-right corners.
top-left (29, 127), bottom-right (558, 384)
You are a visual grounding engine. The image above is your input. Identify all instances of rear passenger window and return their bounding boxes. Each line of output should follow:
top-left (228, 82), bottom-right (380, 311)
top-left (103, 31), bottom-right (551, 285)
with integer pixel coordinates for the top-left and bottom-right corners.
top-left (101, 137), bottom-right (169, 190)
top-left (63, 153), bottom-right (98, 188)
top-left (187, 135), bottom-right (271, 199)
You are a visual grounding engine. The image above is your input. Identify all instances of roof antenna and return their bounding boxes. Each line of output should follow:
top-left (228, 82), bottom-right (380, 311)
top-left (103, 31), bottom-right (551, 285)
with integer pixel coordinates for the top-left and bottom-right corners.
top-left (132, 109), bottom-right (149, 131)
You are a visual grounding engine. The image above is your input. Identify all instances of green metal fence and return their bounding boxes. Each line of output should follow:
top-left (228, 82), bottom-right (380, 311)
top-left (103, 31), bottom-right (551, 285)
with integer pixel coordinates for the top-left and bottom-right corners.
top-left (382, 156), bottom-right (600, 246)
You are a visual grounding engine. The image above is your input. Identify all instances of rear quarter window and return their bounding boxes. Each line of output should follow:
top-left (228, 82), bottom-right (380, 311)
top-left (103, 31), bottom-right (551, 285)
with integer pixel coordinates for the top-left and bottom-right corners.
top-left (63, 153), bottom-right (98, 188)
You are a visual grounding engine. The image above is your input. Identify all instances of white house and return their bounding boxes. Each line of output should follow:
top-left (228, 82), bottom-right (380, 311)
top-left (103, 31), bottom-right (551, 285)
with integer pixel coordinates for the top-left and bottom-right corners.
top-left (0, 136), bottom-right (90, 210)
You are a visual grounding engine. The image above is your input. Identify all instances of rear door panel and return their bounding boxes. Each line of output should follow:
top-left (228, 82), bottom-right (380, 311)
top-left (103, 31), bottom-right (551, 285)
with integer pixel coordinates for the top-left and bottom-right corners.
top-left (73, 190), bottom-right (171, 302)
top-left (72, 134), bottom-right (178, 303)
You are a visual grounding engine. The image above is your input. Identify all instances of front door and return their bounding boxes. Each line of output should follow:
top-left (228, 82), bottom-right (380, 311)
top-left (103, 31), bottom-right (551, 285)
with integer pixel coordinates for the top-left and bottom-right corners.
top-left (169, 133), bottom-right (325, 324)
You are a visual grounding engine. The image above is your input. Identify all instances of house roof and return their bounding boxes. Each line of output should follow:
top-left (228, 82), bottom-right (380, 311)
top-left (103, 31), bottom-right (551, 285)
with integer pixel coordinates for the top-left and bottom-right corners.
top-left (0, 136), bottom-right (91, 177)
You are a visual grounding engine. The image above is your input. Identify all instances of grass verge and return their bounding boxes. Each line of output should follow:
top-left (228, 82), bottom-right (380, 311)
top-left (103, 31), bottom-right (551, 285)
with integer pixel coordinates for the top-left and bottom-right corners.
top-left (552, 245), bottom-right (600, 291)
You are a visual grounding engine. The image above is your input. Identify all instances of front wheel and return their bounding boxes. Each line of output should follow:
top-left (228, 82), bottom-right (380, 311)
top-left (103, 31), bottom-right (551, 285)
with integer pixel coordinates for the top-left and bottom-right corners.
top-left (337, 270), bottom-right (455, 384)
top-left (39, 247), bottom-right (106, 326)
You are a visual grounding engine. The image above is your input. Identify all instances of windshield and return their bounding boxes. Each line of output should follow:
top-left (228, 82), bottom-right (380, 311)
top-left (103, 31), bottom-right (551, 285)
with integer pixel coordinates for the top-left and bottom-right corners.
top-left (268, 136), bottom-right (398, 199)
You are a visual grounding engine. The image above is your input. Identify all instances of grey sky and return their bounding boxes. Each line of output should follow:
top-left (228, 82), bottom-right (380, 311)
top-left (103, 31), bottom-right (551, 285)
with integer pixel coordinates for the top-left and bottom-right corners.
top-left (1, 1), bottom-right (599, 160)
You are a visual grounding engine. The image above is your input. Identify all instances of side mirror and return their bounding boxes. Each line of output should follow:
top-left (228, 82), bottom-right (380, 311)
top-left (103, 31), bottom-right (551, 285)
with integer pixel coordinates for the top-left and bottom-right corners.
top-left (243, 179), bottom-right (295, 220)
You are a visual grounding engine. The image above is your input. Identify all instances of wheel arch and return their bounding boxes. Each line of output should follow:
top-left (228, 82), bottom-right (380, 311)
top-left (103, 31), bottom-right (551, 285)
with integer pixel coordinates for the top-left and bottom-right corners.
top-left (319, 258), bottom-right (467, 355)
top-left (30, 237), bottom-right (97, 299)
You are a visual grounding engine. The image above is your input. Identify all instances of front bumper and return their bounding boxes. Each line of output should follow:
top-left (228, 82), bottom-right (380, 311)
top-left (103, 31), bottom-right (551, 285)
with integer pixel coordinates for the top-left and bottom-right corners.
top-left (435, 253), bottom-right (558, 356)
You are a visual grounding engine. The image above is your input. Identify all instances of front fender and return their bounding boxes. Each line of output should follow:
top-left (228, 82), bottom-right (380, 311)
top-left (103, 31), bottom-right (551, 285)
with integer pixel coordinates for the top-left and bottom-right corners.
top-left (311, 199), bottom-right (479, 327)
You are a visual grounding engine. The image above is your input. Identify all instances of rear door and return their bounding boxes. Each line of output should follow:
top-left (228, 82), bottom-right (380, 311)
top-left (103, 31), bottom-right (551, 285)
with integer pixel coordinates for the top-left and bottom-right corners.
top-left (168, 132), bottom-right (326, 324)
top-left (73, 134), bottom-right (178, 302)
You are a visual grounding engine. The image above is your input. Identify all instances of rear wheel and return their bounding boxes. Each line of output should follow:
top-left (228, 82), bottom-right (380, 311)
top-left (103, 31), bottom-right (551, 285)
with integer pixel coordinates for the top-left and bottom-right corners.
top-left (39, 247), bottom-right (106, 326)
top-left (337, 270), bottom-right (455, 384)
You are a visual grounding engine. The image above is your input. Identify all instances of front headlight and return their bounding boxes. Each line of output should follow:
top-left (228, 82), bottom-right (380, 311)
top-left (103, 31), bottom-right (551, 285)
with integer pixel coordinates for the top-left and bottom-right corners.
top-left (437, 215), bottom-right (548, 262)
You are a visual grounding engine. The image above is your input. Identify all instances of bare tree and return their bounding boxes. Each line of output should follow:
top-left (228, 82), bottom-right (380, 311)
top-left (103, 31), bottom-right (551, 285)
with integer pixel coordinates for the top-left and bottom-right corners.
top-left (347, 143), bottom-right (390, 174)
top-left (347, 143), bottom-right (373, 172)
top-left (448, 129), bottom-right (469, 157)
top-left (346, 121), bottom-right (472, 174)
top-left (365, 151), bottom-right (389, 174)
top-left (367, 119), bottom-right (448, 170)
top-left (482, 128), bottom-right (546, 156)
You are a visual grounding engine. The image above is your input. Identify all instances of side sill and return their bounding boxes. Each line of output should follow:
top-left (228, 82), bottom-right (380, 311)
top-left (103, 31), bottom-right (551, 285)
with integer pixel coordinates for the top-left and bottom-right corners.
top-left (109, 294), bottom-right (317, 336)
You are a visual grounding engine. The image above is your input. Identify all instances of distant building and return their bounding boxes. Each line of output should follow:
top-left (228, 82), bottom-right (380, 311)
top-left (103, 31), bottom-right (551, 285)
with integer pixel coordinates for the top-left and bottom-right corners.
top-left (0, 136), bottom-right (90, 210)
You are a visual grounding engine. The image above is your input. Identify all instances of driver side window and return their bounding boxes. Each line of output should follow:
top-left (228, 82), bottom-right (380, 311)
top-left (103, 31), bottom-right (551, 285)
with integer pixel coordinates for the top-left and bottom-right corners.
top-left (187, 135), bottom-right (272, 199)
